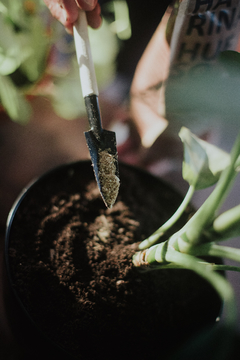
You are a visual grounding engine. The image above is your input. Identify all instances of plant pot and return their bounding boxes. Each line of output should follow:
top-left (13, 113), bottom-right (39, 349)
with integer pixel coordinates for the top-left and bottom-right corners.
top-left (4, 160), bottom-right (222, 360)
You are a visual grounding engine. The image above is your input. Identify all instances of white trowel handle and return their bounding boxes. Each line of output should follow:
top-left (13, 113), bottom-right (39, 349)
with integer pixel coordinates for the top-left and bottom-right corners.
top-left (73, 11), bottom-right (99, 98)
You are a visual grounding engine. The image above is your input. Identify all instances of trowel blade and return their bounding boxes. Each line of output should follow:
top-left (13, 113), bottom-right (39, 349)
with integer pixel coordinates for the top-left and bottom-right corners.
top-left (84, 129), bottom-right (120, 208)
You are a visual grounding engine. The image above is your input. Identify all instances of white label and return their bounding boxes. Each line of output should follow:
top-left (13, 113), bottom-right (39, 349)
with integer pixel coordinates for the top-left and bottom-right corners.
top-left (170, 0), bottom-right (240, 72)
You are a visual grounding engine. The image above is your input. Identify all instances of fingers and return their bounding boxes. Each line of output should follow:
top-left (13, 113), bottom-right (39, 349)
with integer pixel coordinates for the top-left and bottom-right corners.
top-left (86, 3), bottom-right (101, 29)
top-left (130, 10), bottom-right (171, 148)
top-left (75, 0), bottom-right (98, 10)
top-left (43, 0), bottom-right (101, 33)
top-left (62, 0), bottom-right (80, 32)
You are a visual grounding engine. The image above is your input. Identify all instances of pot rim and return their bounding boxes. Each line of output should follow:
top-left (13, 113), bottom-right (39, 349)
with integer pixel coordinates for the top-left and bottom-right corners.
top-left (4, 159), bottom-right (221, 359)
top-left (4, 159), bottom-right (186, 358)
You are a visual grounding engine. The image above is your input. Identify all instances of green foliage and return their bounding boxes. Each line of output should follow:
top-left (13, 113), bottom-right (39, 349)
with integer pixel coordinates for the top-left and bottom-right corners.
top-left (133, 127), bottom-right (240, 342)
top-left (139, 127), bottom-right (236, 250)
top-left (0, 0), bottom-right (50, 123)
top-left (0, 74), bottom-right (32, 123)
top-left (89, 18), bottom-right (119, 88)
top-left (0, 1), bottom-right (124, 122)
top-left (179, 127), bottom-right (231, 190)
top-left (212, 204), bottom-right (240, 240)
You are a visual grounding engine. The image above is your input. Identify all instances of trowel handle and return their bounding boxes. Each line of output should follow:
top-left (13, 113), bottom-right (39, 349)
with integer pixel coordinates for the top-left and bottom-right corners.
top-left (73, 11), bottom-right (102, 136)
top-left (73, 10), bottom-right (99, 98)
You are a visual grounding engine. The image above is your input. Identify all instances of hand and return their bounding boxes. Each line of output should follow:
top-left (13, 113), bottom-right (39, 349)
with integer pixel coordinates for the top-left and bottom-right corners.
top-left (43, 0), bottom-right (101, 33)
top-left (129, 7), bottom-right (173, 149)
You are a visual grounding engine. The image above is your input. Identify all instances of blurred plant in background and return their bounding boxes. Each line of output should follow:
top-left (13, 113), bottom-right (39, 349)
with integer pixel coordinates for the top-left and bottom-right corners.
top-left (0, 0), bottom-right (50, 123)
top-left (0, 0), bottom-right (131, 124)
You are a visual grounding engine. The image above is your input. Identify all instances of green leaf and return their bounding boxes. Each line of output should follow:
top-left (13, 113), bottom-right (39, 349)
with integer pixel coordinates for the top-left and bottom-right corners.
top-left (0, 17), bottom-right (32, 75)
top-left (107, 0), bottom-right (132, 40)
top-left (180, 131), bottom-right (240, 245)
top-left (88, 18), bottom-right (119, 87)
top-left (0, 74), bottom-right (32, 123)
top-left (0, 2), bottom-right (7, 15)
top-left (179, 127), bottom-right (230, 190)
top-left (51, 59), bottom-right (86, 120)
top-left (0, 0), bottom-right (50, 80)
top-left (1, 0), bottom-right (44, 29)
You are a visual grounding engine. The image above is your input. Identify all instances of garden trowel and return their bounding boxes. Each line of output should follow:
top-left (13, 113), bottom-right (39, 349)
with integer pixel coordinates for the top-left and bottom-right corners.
top-left (73, 11), bottom-right (120, 208)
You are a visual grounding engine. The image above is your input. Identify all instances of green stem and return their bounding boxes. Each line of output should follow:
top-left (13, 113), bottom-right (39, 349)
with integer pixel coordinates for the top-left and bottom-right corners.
top-left (133, 248), bottom-right (237, 358)
top-left (141, 262), bottom-right (240, 273)
top-left (212, 264), bottom-right (240, 272)
top-left (206, 244), bottom-right (240, 264)
top-left (134, 238), bottom-right (240, 273)
top-left (212, 204), bottom-right (240, 239)
top-left (133, 241), bottom-right (168, 267)
top-left (134, 245), bottom-right (237, 329)
top-left (133, 238), bottom-right (240, 271)
top-left (139, 185), bottom-right (195, 250)
top-left (164, 249), bottom-right (237, 330)
top-left (181, 242), bottom-right (240, 267)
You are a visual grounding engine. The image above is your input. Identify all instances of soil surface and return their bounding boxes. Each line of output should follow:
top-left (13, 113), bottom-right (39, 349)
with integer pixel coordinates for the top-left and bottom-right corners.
top-left (6, 161), bottom-right (221, 360)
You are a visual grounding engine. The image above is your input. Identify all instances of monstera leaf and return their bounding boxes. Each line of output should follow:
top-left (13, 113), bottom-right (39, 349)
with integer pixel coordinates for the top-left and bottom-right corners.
top-left (179, 127), bottom-right (231, 190)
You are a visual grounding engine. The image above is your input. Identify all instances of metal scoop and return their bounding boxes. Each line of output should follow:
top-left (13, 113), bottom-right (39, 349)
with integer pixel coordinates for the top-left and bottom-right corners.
top-left (73, 11), bottom-right (120, 208)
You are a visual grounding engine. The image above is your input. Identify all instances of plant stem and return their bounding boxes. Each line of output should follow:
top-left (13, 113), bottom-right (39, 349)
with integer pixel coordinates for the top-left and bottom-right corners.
top-left (133, 241), bottom-right (168, 267)
top-left (134, 247), bottom-right (237, 329)
top-left (141, 262), bottom-right (240, 273)
top-left (133, 239), bottom-right (240, 272)
top-left (212, 264), bottom-right (240, 272)
top-left (139, 185), bottom-right (195, 250)
top-left (212, 204), bottom-right (240, 239)
top-left (206, 244), bottom-right (240, 264)
top-left (164, 249), bottom-right (237, 330)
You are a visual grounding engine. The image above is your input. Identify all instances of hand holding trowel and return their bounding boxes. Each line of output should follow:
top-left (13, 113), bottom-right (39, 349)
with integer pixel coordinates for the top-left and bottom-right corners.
top-left (73, 10), bottom-right (120, 208)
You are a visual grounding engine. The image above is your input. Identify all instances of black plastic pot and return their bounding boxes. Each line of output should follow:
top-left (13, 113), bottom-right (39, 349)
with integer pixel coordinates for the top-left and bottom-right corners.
top-left (3, 161), bottom-right (222, 360)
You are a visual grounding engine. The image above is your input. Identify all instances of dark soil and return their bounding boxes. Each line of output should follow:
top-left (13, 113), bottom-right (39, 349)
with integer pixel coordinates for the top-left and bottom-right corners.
top-left (6, 161), bottom-right (221, 360)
